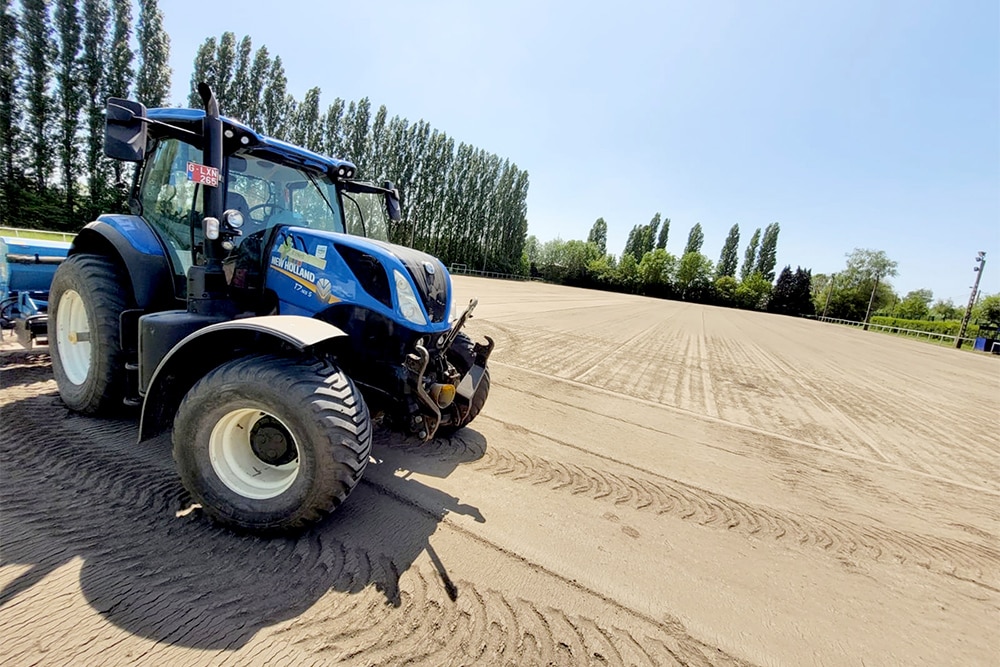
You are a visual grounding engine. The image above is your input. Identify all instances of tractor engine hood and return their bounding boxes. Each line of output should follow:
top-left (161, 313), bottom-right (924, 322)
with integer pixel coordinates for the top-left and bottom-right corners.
top-left (268, 226), bottom-right (452, 329)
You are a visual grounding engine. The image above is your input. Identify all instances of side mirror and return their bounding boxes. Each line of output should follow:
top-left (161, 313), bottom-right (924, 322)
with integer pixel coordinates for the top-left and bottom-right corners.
top-left (104, 98), bottom-right (147, 162)
top-left (383, 180), bottom-right (401, 221)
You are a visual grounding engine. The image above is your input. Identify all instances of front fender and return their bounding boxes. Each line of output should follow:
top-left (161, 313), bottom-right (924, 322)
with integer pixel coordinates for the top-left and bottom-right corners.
top-left (138, 315), bottom-right (347, 442)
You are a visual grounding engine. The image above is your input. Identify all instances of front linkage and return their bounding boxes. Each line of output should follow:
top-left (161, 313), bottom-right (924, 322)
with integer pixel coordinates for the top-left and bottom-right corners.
top-left (404, 299), bottom-right (494, 440)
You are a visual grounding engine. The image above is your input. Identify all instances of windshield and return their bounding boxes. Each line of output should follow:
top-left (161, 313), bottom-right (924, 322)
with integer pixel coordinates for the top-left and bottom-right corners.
top-left (227, 152), bottom-right (345, 235)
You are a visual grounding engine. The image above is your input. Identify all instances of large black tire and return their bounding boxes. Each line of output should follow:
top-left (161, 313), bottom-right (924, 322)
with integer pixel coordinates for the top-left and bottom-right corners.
top-left (172, 354), bottom-right (372, 533)
top-left (49, 253), bottom-right (131, 415)
top-left (438, 332), bottom-right (491, 436)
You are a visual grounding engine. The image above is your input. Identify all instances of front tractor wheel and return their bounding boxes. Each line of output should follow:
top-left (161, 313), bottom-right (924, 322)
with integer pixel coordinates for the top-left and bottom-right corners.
top-left (49, 254), bottom-right (131, 414)
top-left (172, 354), bottom-right (372, 533)
top-left (438, 332), bottom-right (491, 436)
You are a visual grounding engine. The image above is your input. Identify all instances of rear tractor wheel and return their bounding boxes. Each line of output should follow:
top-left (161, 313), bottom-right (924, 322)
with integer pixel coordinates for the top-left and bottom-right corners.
top-left (49, 254), bottom-right (131, 414)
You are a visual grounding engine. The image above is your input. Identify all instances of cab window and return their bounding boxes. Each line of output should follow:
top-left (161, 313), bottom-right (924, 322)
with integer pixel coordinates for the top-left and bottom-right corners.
top-left (139, 138), bottom-right (204, 287)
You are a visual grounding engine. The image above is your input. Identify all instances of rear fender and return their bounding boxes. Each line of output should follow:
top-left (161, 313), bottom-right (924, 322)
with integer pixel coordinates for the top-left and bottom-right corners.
top-left (70, 216), bottom-right (175, 309)
top-left (138, 315), bottom-right (348, 442)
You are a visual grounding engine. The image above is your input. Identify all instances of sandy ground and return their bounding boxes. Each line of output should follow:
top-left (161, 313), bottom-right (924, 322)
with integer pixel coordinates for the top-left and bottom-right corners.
top-left (1, 276), bottom-right (998, 666)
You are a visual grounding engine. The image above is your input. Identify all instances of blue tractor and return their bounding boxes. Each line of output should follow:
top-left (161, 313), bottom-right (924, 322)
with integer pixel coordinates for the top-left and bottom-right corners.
top-left (48, 84), bottom-right (492, 532)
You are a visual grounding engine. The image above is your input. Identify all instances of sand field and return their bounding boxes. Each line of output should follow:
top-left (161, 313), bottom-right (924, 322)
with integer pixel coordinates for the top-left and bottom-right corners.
top-left (1, 276), bottom-right (997, 665)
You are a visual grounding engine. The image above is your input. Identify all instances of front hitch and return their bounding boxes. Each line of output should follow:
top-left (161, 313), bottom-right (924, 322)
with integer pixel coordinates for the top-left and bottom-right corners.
top-left (403, 343), bottom-right (441, 440)
top-left (440, 298), bottom-right (478, 354)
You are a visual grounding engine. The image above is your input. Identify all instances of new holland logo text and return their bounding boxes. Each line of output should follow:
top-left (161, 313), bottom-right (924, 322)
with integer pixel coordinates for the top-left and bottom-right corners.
top-left (271, 255), bottom-right (317, 283)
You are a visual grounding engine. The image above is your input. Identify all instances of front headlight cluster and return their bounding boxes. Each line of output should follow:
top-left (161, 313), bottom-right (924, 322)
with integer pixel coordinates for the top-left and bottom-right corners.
top-left (393, 270), bottom-right (427, 325)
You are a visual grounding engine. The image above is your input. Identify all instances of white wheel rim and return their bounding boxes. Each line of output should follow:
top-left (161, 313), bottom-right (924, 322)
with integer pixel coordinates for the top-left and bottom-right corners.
top-left (56, 289), bottom-right (92, 385)
top-left (209, 409), bottom-right (300, 499)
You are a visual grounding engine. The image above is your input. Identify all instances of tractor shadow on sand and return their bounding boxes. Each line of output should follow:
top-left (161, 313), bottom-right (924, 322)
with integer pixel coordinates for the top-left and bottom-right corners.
top-left (0, 378), bottom-right (487, 651)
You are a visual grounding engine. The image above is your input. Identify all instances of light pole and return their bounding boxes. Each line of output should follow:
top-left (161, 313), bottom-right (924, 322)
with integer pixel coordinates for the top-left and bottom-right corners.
top-left (955, 251), bottom-right (986, 349)
top-left (822, 273), bottom-right (836, 318)
top-left (862, 272), bottom-right (881, 331)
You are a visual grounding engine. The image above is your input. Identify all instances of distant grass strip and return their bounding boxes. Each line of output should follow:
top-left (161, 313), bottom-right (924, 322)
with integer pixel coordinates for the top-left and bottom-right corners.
top-left (0, 226), bottom-right (76, 242)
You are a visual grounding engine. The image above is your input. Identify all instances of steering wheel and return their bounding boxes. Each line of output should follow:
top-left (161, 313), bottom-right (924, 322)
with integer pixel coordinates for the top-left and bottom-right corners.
top-left (246, 202), bottom-right (286, 221)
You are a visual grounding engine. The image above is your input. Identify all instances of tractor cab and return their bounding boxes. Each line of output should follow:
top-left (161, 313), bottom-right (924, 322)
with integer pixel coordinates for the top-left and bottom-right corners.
top-left (126, 109), bottom-right (395, 307)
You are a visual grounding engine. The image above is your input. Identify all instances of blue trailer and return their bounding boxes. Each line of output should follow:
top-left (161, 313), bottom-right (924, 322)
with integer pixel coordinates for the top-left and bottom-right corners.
top-left (0, 236), bottom-right (72, 347)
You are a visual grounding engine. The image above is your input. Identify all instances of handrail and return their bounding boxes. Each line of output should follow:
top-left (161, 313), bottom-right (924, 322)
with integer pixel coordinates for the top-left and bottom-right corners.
top-left (813, 315), bottom-right (978, 346)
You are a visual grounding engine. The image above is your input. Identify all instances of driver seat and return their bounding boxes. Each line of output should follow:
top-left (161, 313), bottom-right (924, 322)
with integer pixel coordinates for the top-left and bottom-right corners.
top-left (225, 191), bottom-right (252, 223)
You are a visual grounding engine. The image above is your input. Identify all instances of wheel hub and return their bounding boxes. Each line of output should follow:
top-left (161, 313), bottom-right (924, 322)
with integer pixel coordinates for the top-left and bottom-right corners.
top-left (250, 415), bottom-right (298, 465)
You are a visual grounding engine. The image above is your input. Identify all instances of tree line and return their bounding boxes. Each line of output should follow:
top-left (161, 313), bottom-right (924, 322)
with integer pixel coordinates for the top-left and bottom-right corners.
top-left (526, 215), bottom-right (813, 316)
top-left (529, 217), bottom-right (999, 328)
top-left (1, 3), bottom-right (529, 275)
top-left (1, 0), bottom-right (170, 228)
top-left (811, 248), bottom-right (1000, 327)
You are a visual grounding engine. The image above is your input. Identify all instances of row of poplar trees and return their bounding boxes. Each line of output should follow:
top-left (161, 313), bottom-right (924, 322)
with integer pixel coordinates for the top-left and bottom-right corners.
top-left (188, 32), bottom-right (529, 274)
top-left (0, 3), bottom-right (530, 275)
top-left (1, 0), bottom-right (171, 228)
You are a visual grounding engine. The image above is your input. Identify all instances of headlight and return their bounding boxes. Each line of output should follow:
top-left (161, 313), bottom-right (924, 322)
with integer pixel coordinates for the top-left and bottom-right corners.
top-left (394, 270), bottom-right (427, 325)
top-left (223, 208), bottom-right (244, 229)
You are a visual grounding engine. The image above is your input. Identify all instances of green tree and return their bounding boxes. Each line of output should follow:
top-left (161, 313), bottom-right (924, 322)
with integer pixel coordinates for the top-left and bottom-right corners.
top-left (322, 97), bottom-right (346, 157)
top-left (291, 86), bottom-right (322, 152)
top-left (716, 223), bottom-right (740, 278)
top-left (676, 251), bottom-right (713, 300)
top-left (615, 253), bottom-right (639, 291)
top-left (587, 217), bottom-right (607, 255)
top-left (824, 248), bottom-right (899, 320)
top-left (260, 55), bottom-right (287, 137)
top-left (344, 96), bottom-right (371, 162)
top-left (230, 35), bottom-right (253, 119)
top-left (895, 289), bottom-right (933, 320)
top-left (188, 37), bottom-right (216, 107)
top-left (562, 240), bottom-right (601, 282)
top-left (82, 0), bottom-right (110, 214)
top-left (769, 266), bottom-right (814, 316)
top-left (106, 0), bottom-right (132, 98)
top-left (754, 222), bottom-right (780, 281)
top-left (623, 225), bottom-right (639, 262)
top-left (971, 293), bottom-right (1000, 326)
top-left (586, 253), bottom-right (616, 285)
top-left (21, 0), bottom-right (54, 190)
top-left (55, 0), bottom-right (83, 214)
top-left (714, 275), bottom-right (738, 305)
top-left (637, 248), bottom-right (675, 293)
top-left (135, 0), bottom-right (170, 107)
top-left (645, 213), bottom-right (661, 255)
top-left (106, 0), bottom-right (133, 188)
top-left (930, 298), bottom-right (961, 321)
top-left (212, 31), bottom-right (235, 108)
top-left (523, 234), bottom-right (540, 273)
top-left (0, 4), bottom-right (22, 218)
top-left (683, 222), bottom-right (704, 255)
top-left (740, 227), bottom-right (761, 281)
top-left (245, 44), bottom-right (270, 128)
top-left (736, 273), bottom-right (772, 311)
top-left (655, 216), bottom-right (670, 249)
top-left (623, 215), bottom-right (660, 262)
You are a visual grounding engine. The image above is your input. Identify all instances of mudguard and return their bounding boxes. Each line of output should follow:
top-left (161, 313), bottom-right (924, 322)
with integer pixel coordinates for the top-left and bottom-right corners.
top-left (138, 315), bottom-right (348, 441)
top-left (69, 216), bottom-right (175, 309)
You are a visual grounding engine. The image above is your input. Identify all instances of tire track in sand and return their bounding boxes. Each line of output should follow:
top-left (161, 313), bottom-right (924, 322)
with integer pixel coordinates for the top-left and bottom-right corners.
top-left (0, 375), bottom-right (745, 666)
top-left (388, 422), bottom-right (1000, 591)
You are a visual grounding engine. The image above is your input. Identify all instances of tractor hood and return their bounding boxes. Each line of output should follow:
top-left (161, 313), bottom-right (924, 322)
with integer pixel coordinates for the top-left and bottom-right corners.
top-left (359, 237), bottom-right (451, 324)
top-left (267, 226), bottom-right (452, 331)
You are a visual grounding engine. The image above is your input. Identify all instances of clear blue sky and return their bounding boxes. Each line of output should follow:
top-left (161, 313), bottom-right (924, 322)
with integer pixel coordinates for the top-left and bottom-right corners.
top-left (161, 0), bottom-right (999, 303)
